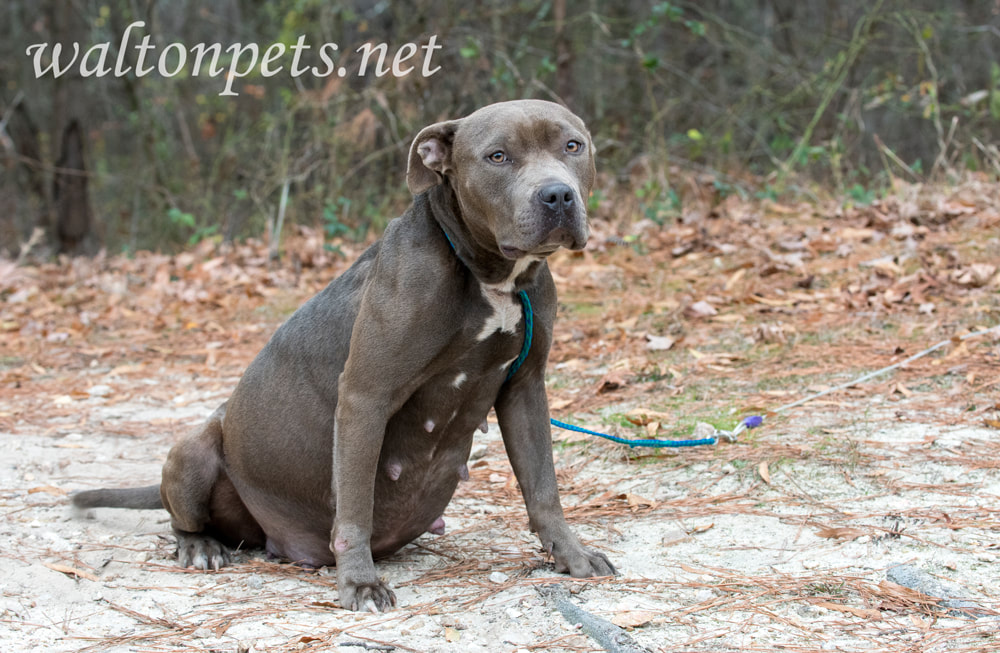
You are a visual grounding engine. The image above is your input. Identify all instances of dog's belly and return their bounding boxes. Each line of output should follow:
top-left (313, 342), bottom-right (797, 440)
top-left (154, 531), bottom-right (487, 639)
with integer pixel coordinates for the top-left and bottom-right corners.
top-left (236, 422), bottom-right (478, 566)
top-left (229, 366), bottom-right (503, 566)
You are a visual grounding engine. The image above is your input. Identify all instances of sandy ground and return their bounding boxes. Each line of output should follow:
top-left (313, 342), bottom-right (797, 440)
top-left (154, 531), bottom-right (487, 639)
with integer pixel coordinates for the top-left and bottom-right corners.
top-left (2, 371), bottom-right (998, 652)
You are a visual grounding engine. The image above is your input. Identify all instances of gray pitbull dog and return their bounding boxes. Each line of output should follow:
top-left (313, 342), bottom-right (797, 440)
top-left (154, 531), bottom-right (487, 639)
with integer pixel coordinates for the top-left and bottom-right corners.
top-left (73, 99), bottom-right (615, 612)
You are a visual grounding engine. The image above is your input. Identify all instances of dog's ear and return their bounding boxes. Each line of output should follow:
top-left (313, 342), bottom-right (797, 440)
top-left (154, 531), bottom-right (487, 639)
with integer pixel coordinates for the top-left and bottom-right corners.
top-left (406, 120), bottom-right (459, 195)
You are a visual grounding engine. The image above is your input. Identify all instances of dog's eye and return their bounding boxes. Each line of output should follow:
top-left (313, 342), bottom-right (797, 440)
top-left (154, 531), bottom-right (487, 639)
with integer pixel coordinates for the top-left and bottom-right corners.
top-left (488, 151), bottom-right (508, 164)
top-left (565, 140), bottom-right (583, 154)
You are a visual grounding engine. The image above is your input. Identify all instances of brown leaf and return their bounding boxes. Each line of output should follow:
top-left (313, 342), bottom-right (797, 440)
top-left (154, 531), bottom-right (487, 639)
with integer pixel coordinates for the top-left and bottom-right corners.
top-left (596, 369), bottom-right (629, 394)
top-left (627, 408), bottom-right (677, 422)
top-left (814, 601), bottom-right (882, 620)
top-left (611, 610), bottom-right (657, 629)
top-left (815, 526), bottom-right (868, 540)
top-left (44, 562), bottom-right (98, 582)
top-left (951, 263), bottom-right (997, 288)
top-left (758, 461), bottom-right (771, 484)
top-left (626, 493), bottom-right (656, 511)
top-left (28, 485), bottom-right (67, 496)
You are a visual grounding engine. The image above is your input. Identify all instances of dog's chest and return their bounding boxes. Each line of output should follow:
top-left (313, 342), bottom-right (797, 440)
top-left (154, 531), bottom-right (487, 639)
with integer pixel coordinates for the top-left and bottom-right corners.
top-left (473, 258), bottom-right (534, 342)
top-left (476, 285), bottom-right (522, 342)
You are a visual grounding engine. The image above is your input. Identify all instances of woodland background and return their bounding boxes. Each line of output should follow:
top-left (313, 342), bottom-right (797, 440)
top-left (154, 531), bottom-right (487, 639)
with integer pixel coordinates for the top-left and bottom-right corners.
top-left (2, 3), bottom-right (1000, 650)
top-left (2, 0), bottom-right (1000, 256)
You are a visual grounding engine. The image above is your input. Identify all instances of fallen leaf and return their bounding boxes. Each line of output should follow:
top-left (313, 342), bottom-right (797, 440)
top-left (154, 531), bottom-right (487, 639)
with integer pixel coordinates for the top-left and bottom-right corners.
top-left (626, 493), bottom-right (656, 510)
top-left (814, 601), bottom-right (882, 620)
top-left (750, 294), bottom-right (795, 307)
top-left (611, 610), bottom-right (657, 629)
top-left (688, 523), bottom-right (714, 535)
top-left (753, 323), bottom-right (788, 344)
top-left (28, 485), bottom-right (67, 496)
top-left (549, 397), bottom-right (573, 410)
top-left (951, 263), bottom-right (996, 288)
top-left (444, 627), bottom-right (461, 642)
top-left (44, 562), bottom-right (98, 582)
top-left (645, 334), bottom-right (675, 350)
top-left (814, 526), bottom-right (868, 540)
top-left (686, 300), bottom-right (718, 318)
top-left (758, 460), bottom-right (771, 484)
top-left (596, 369), bottom-right (629, 394)
top-left (626, 408), bottom-right (676, 422)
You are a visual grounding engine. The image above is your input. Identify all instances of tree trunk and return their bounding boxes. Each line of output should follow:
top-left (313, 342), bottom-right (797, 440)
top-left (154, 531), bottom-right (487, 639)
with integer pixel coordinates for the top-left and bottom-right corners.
top-left (53, 120), bottom-right (96, 255)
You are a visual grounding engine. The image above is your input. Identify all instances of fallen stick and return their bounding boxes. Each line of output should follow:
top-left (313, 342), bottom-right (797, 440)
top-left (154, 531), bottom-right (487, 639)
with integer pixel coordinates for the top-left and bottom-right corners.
top-left (538, 585), bottom-right (652, 653)
top-left (886, 563), bottom-right (985, 617)
top-left (338, 641), bottom-right (395, 651)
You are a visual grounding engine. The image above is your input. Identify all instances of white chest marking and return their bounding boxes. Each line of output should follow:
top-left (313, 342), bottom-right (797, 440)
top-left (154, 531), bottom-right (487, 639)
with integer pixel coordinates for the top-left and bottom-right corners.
top-left (452, 372), bottom-right (467, 389)
top-left (475, 257), bottom-right (536, 342)
top-left (476, 288), bottom-right (521, 341)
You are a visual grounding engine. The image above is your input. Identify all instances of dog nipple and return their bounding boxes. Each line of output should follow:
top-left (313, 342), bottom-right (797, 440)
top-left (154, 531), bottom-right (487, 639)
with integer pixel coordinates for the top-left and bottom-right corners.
top-left (458, 463), bottom-right (470, 481)
top-left (479, 419), bottom-right (488, 434)
top-left (429, 516), bottom-right (446, 535)
top-left (424, 419), bottom-right (435, 433)
top-left (386, 461), bottom-right (402, 481)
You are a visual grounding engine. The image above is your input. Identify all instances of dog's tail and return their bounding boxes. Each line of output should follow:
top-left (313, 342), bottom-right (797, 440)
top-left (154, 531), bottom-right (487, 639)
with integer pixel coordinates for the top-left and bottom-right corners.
top-left (71, 484), bottom-right (163, 510)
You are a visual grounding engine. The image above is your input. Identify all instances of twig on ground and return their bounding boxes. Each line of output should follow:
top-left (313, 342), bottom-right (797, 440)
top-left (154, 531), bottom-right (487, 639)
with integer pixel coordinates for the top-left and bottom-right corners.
top-left (537, 584), bottom-right (652, 653)
top-left (886, 563), bottom-right (990, 617)
top-left (339, 639), bottom-right (395, 651)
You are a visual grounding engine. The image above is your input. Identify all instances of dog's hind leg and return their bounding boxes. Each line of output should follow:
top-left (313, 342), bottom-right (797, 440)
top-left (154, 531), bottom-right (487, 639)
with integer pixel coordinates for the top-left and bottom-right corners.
top-left (161, 404), bottom-right (264, 570)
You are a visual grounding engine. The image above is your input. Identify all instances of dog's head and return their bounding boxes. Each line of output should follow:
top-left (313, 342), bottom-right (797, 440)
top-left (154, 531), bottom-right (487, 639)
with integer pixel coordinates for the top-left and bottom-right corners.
top-left (407, 100), bottom-right (594, 260)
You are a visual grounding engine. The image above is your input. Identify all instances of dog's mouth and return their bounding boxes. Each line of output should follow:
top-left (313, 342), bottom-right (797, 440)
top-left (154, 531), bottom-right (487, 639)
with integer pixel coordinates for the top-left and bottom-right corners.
top-left (500, 226), bottom-right (589, 260)
top-left (499, 245), bottom-right (528, 259)
top-left (499, 243), bottom-right (566, 260)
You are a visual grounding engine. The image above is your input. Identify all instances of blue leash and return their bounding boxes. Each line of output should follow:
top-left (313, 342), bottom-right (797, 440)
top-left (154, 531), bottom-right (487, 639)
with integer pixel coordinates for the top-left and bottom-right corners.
top-left (505, 289), bottom-right (760, 447)
top-left (439, 224), bottom-right (756, 447)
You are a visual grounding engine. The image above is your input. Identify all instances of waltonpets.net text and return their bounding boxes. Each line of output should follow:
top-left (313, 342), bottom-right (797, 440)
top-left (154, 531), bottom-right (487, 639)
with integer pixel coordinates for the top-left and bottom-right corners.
top-left (25, 21), bottom-right (443, 96)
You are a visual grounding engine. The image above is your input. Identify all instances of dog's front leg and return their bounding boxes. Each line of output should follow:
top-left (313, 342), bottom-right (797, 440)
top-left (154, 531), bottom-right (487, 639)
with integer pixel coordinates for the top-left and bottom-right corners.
top-left (495, 366), bottom-right (616, 578)
top-left (329, 253), bottom-right (451, 612)
top-left (331, 374), bottom-right (397, 613)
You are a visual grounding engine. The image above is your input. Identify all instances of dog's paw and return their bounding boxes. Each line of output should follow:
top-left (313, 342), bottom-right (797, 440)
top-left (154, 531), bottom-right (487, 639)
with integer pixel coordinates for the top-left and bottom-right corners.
top-left (339, 578), bottom-right (397, 613)
top-left (551, 541), bottom-right (617, 578)
top-left (176, 532), bottom-right (230, 571)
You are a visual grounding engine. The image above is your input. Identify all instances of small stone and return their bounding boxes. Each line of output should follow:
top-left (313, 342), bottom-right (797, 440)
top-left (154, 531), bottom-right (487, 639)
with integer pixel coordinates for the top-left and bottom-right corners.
top-left (489, 571), bottom-right (509, 584)
top-left (247, 575), bottom-right (264, 590)
top-left (469, 443), bottom-right (489, 460)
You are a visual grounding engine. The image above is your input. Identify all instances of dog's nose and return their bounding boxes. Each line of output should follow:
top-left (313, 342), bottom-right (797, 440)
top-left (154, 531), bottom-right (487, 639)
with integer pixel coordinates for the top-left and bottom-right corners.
top-left (538, 183), bottom-right (575, 212)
